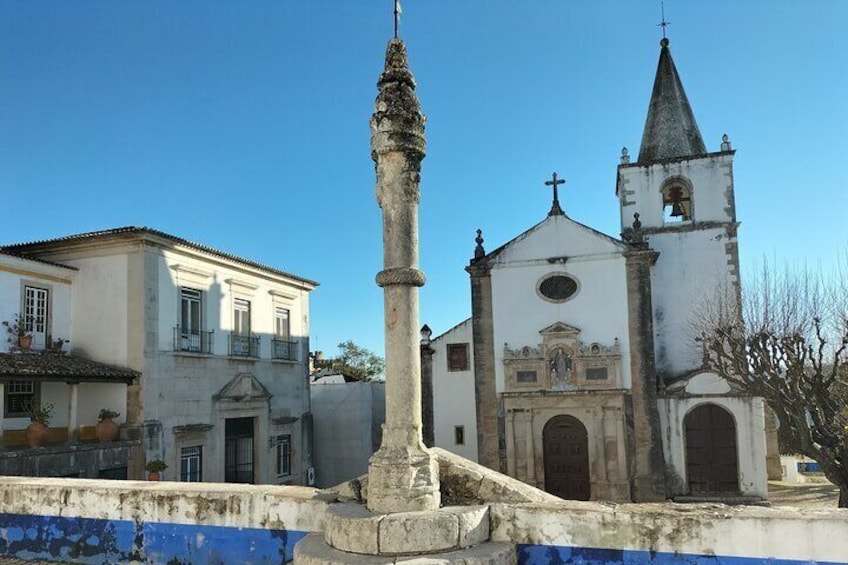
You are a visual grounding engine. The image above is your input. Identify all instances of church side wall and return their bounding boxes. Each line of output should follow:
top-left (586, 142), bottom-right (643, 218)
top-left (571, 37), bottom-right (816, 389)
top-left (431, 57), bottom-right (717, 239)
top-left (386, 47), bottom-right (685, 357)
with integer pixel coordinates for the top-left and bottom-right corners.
top-left (491, 255), bottom-right (631, 392)
top-left (0, 477), bottom-right (844, 564)
top-left (432, 320), bottom-right (479, 462)
top-left (658, 396), bottom-right (768, 497)
top-left (649, 226), bottom-right (732, 377)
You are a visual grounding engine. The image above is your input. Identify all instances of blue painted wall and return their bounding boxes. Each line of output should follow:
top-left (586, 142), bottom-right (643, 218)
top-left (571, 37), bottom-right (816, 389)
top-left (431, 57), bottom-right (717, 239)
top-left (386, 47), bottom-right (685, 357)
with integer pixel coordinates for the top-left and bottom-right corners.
top-left (1, 513), bottom-right (845, 565)
top-left (0, 513), bottom-right (308, 564)
top-left (517, 544), bottom-right (846, 565)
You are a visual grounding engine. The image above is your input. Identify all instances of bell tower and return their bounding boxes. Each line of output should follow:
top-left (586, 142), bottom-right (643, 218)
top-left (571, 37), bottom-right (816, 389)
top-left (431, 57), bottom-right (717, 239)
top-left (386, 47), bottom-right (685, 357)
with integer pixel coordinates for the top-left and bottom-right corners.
top-left (616, 38), bottom-right (740, 381)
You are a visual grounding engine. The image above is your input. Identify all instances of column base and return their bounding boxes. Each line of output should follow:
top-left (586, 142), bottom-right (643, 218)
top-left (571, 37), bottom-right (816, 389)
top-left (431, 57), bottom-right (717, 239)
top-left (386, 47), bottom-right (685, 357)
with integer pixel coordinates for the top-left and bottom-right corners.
top-left (295, 533), bottom-right (515, 565)
top-left (366, 444), bottom-right (440, 513)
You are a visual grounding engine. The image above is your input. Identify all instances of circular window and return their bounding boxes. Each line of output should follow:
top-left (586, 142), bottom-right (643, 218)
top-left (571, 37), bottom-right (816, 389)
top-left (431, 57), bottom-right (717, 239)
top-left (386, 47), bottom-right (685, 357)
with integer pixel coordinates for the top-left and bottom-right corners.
top-left (538, 274), bottom-right (578, 302)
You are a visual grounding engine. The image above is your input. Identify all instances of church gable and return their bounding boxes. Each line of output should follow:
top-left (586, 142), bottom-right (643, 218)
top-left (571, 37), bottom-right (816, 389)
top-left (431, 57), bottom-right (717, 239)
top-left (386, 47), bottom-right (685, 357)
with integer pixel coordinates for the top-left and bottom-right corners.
top-left (488, 215), bottom-right (626, 266)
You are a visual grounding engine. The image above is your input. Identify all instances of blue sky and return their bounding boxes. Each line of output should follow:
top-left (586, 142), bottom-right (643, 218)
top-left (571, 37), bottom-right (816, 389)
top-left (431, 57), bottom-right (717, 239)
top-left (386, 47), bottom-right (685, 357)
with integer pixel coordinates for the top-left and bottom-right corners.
top-left (1, 1), bottom-right (846, 357)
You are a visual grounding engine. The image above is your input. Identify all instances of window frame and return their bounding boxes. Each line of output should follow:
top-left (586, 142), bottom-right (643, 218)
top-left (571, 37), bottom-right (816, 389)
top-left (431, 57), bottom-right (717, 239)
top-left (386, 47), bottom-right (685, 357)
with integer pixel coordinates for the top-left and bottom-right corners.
top-left (446, 343), bottom-right (470, 372)
top-left (454, 425), bottom-right (465, 446)
top-left (5, 380), bottom-right (38, 418)
top-left (276, 434), bottom-right (292, 477)
top-left (179, 445), bottom-right (203, 482)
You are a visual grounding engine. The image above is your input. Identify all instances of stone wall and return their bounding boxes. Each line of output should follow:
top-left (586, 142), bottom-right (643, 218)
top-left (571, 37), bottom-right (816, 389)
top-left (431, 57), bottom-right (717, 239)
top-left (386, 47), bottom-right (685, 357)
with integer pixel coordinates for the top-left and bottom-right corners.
top-left (0, 476), bottom-right (845, 564)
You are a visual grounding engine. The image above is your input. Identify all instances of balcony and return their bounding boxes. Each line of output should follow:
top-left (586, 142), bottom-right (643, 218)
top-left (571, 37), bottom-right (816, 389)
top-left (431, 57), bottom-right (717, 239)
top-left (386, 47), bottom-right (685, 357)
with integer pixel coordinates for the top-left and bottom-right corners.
top-left (272, 339), bottom-right (298, 361)
top-left (174, 326), bottom-right (214, 354)
top-left (229, 333), bottom-right (260, 357)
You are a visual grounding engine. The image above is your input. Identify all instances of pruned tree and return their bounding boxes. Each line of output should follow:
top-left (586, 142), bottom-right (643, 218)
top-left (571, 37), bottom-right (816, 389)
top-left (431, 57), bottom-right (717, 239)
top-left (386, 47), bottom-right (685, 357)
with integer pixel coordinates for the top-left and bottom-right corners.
top-left (327, 340), bottom-right (385, 382)
top-left (698, 261), bottom-right (848, 507)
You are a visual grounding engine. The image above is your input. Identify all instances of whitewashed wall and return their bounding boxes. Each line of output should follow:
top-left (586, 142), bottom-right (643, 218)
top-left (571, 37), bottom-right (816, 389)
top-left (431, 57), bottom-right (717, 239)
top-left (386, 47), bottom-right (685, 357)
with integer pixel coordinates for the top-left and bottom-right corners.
top-left (0, 254), bottom-right (73, 352)
top-left (658, 372), bottom-right (767, 497)
top-left (431, 319), bottom-right (478, 462)
top-left (489, 216), bottom-right (632, 392)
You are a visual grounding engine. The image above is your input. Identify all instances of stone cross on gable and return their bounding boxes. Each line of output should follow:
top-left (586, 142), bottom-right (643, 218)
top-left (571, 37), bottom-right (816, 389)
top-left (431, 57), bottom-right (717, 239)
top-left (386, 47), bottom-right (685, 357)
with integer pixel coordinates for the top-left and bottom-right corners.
top-left (544, 172), bottom-right (566, 216)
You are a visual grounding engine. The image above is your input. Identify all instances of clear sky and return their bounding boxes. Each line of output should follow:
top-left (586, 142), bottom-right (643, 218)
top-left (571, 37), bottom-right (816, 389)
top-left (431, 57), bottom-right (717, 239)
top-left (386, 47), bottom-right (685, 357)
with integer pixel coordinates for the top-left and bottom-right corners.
top-left (1, 1), bottom-right (846, 358)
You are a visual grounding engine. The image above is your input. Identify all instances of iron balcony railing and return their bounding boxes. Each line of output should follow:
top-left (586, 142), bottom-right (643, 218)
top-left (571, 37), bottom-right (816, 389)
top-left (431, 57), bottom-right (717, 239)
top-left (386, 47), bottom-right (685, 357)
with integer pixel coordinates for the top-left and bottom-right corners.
top-left (272, 338), bottom-right (298, 361)
top-left (174, 326), bottom-right (214, 354)
top-left (229, 333), bottom-right (260, 357)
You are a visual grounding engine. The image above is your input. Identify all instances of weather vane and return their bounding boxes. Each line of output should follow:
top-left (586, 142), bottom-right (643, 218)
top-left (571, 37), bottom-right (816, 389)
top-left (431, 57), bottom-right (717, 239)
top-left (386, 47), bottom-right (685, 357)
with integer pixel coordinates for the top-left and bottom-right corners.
top-left (394, 0), bottom-right (402, 39)
top-left (657, 2), bottom-right (671, 39)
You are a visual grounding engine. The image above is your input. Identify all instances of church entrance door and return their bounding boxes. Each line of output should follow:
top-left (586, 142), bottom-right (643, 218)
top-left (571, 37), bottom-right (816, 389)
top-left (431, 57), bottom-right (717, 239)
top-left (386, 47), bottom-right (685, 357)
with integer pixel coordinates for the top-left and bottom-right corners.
top-left (684, 404), bottom-right (739, 493)
top-left (543, 415), bottom-right (590, 500)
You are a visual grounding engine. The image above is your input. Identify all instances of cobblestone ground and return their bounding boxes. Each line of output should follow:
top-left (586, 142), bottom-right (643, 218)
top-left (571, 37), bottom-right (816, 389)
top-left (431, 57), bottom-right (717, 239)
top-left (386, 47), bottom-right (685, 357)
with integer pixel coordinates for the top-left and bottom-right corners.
top-left (768, 477), bottom-right (841, 510)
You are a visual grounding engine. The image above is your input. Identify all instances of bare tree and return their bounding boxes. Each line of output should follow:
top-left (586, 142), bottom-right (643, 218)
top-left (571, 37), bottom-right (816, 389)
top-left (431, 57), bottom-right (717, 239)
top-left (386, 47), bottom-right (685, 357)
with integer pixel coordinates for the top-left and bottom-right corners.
top-left (698, 262), bottom-right (848, 507)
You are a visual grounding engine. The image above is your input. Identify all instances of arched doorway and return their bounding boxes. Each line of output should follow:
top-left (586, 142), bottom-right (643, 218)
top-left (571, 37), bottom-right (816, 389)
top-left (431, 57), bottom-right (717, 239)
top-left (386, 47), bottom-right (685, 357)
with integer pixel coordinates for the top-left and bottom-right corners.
top-left (543, 415), bottom-right (590, 500)
top-left (684, 403), bottom-right (739, 493)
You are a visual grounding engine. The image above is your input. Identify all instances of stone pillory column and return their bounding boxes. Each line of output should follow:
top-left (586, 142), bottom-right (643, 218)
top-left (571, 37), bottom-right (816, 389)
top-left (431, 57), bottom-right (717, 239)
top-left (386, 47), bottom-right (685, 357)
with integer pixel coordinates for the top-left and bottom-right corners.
top-left (367, 38), bottom-right (440, 514)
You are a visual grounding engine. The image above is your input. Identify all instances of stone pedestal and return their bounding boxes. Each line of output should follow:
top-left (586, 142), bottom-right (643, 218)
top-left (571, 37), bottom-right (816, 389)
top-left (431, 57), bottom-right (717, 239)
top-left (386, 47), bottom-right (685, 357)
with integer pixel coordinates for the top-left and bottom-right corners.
top-left (294, 502), bottom-right (515, 565)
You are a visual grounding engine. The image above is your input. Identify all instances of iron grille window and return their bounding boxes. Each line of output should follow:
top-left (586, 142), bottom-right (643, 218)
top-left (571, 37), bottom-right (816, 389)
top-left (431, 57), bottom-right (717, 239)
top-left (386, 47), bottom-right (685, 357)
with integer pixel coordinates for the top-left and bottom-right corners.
top-left (276, 434), bottom-right (292, 476)
top-left (180, 446), bottom-right (203, 482)
top-left (272, 339), bottom-right (297, 361)
top-left (5, 380), bottom-right (36, 418)
top-left (225, 418), bottom-right (254, 484)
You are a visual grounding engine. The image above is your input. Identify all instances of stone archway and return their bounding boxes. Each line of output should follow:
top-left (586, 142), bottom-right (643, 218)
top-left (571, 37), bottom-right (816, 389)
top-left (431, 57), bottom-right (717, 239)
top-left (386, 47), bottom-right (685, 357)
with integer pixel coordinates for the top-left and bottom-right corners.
top-left (684, 403), bottom-right (739, 493)
top-left (543, 415), bottom-right (590, 500)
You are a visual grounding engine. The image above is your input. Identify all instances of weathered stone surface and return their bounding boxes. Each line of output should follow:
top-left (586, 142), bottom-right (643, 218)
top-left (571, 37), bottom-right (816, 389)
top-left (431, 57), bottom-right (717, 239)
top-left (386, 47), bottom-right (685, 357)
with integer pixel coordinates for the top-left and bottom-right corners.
top-left (379, 509), bottom-right (459, 555)
top-left (434, 447), bottom-right (560, 505)
top-left (324, 503), bottom-right (381, 555)
top-left (366, 37), bottom-right (439, 515)
top-left (321, 502), bottom-right (491, 557)
top-left (295, 533), bottom-right (516, 565)
top-left (442, 505), bottom-right (490, 549)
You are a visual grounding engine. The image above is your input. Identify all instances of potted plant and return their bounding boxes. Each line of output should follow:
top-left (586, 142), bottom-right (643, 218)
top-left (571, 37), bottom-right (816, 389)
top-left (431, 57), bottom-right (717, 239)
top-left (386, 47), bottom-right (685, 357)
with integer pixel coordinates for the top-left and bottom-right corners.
top-left (48, 337), bottom-right (68, 354)
top-left (2, 314), bottom-right (32, 352)
top-left (95, 408), bottom-right (121, 443)
top-left (25, 401), bottom-right (54, 448)
top-left (145, 459), bottom-right (168, 481)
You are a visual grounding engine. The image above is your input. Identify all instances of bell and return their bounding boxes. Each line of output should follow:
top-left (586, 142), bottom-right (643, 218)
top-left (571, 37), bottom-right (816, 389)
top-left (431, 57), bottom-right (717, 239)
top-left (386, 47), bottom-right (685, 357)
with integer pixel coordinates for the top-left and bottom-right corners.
top-left (670, 201), bottom-right (685, 217)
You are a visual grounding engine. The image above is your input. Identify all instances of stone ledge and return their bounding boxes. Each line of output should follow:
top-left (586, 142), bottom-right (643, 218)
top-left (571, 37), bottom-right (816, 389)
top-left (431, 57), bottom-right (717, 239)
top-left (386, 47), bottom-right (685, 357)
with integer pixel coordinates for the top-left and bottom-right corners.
top-left (324, 503), bottom-right (490, 556)
top-left (296, 532), bottom-right (515, 565)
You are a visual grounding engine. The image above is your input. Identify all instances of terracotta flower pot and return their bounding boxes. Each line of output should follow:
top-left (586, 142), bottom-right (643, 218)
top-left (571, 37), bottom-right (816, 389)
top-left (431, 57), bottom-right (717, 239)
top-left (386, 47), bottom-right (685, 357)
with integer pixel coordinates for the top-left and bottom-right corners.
top-left (147, 471), bottom-right (161, 481)
top-left (25, 421), bottom-right (49, 448)
top-left (18, 335), bottom-right (33, 352)
top-left (95, 418), bottom-right (120, 443)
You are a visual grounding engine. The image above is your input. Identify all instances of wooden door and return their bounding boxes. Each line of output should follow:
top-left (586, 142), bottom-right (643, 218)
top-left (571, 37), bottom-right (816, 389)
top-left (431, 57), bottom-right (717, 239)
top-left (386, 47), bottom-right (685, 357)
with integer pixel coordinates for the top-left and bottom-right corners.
top-left (685, 404), bottom-right (739, 493)
top-left (543, 415), bottom-right (590, 500)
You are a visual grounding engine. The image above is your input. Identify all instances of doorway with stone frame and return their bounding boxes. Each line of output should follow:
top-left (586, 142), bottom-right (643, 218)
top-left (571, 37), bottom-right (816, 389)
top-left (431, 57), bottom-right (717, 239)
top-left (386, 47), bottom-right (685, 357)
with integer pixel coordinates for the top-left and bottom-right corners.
top-left (684, 403), bottom-right (739, 494)
top-left (542, 415), bottom-right (590, 500)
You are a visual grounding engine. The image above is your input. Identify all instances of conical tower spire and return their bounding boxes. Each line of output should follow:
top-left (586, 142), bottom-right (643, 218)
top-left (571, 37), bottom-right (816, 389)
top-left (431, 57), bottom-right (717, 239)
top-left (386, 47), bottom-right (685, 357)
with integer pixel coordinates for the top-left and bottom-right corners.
top-left (637, 38), bottom-right (706, 163)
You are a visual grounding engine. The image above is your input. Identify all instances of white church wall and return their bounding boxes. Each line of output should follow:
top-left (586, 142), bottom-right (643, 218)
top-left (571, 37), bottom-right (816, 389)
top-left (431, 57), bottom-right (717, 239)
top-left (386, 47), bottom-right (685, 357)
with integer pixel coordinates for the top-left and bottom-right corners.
top-left (648, 225), bottom-right (732, 376)
top-left (496, 215), bottom-right (625, 263)
top-left (490, 253), bottom-right (631, 393)
top-left (431, 319), bottom-right (478, 462)
top-left (658, 394), bottom-right (768, 498)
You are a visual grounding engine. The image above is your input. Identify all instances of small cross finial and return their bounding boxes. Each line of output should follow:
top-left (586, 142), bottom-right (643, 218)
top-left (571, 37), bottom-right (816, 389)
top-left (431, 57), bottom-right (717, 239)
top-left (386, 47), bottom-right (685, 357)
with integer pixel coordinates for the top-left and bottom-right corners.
top-left (544, 172), bottom-right (566, 216)
top-left (658, 2), bottom-right (671, 41)
top-left (393, 0), bottom-right (402, 39)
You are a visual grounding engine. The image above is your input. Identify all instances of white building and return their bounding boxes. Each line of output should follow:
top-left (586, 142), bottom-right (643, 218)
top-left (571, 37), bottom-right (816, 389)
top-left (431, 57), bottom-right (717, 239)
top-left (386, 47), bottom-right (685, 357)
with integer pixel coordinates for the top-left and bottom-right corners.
top-left (0, 250), bottom-right (138, 478)
top-left (4, 227), bottom-right (318, 484)
top-left (430, 39), bottom-right (771, 502)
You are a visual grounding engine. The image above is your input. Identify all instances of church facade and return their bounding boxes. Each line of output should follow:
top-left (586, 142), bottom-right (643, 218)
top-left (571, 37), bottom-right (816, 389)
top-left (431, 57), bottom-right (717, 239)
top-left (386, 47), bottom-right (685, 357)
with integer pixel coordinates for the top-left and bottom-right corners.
top-left (430, 39), bottom-right (770, 502)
